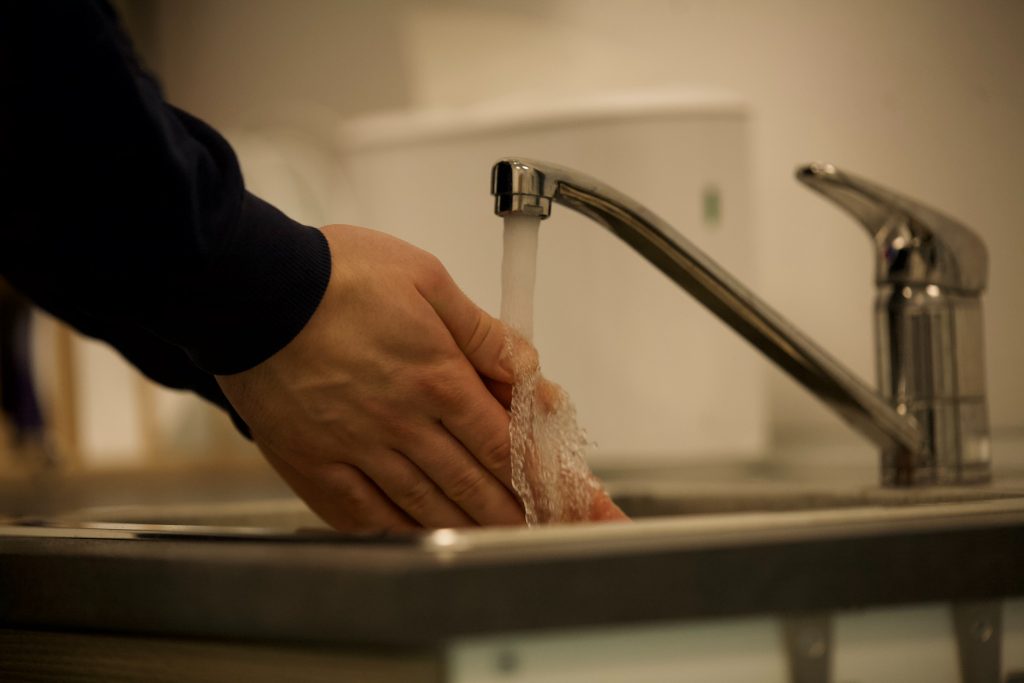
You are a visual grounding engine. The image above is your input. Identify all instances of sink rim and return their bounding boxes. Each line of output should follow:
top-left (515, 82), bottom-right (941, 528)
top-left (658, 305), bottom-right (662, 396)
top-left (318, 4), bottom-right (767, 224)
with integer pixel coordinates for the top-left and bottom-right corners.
top-left (4, 496), bottom-right (1024, 562)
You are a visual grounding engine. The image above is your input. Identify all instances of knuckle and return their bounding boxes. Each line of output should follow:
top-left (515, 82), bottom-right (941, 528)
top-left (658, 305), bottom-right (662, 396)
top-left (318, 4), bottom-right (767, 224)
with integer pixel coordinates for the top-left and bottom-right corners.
top-left (415, 252), bottom-right (451, 295)
top-left (411, 369), bottom-right (446, 400)
top-left (361, 398), bottom-right (415, 444)
top-left (413, 368), bottom-right (464, 409)
top-left (421, 251), bottom-right (446, 275)
top-left (445, 467), bottom-right (488, 505)
top-left (463, 312), bottom-right (487, 355)
top-left (315, 463), bottom-right (421, 532)
top-left (326, 463), bottom-right (365, 498)
top-left (464, 311), bottom-right (500, 360)
top-left (378, 413), bottom-right (414, 445)
top-left (394, 475), bottom-right (436, 515)
top-left (478, 432), bottom-right (511, 475)
top-left (324, 464), bottom-right (377, 519)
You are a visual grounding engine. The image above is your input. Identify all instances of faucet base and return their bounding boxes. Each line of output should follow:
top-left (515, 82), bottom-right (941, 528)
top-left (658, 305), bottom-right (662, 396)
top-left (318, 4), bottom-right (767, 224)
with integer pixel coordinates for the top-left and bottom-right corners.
top-left (882, 435), bottom-right (992, 487)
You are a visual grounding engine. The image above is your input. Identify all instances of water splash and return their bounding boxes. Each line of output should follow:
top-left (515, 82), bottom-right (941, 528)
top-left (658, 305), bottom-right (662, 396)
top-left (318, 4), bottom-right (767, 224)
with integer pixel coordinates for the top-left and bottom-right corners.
top-left (500, 215), bottom-right (614, 525)
top-left (504, 332), bottom-right (602, 524)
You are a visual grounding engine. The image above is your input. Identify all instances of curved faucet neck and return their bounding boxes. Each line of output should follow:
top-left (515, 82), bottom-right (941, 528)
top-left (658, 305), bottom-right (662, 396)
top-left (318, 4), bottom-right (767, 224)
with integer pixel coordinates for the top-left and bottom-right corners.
top-left (492, 158), bottom-right (990, 486)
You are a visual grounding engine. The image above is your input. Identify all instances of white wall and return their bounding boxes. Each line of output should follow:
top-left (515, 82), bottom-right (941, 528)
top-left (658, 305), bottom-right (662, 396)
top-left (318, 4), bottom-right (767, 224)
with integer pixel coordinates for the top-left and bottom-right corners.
top-left (391, 0), bottom-right (1024, 442)
top-left (118, 0), bottom-right (1023, 458)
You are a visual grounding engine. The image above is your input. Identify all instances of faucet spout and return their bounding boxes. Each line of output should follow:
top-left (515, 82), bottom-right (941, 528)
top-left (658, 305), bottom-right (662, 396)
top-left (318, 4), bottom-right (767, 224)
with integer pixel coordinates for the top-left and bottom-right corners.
top-left (491, 158), bottom-right (926, 484)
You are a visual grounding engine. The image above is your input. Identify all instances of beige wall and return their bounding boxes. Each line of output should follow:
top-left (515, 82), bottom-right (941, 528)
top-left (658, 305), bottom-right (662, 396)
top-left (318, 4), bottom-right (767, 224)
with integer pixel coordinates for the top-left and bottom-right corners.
top-left (132, 0), bottom-right (1023, 449)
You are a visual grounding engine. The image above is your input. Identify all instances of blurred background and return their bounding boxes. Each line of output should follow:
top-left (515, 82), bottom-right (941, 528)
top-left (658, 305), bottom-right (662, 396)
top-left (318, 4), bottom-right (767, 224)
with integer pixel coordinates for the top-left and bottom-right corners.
top-left (2, 0), bottom-right (1022, 502)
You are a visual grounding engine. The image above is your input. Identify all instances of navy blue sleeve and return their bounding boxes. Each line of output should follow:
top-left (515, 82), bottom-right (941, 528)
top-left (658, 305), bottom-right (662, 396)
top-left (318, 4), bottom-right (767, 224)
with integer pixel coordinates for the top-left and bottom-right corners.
top-left (0, 1), bottom-right (332, 428)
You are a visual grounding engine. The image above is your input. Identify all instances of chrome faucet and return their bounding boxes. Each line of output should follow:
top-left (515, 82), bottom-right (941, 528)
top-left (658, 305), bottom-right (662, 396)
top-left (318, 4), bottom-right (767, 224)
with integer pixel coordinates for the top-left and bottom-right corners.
top-left (491, 158), bottom-right (990, 486)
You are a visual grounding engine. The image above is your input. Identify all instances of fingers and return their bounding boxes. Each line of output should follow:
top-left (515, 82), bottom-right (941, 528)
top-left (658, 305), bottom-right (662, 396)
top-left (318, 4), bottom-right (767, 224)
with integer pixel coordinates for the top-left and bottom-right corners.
top-left (403, 418), bottom-right (524, 526)
top-left (358, 449), bottom-right (476, 528)
top-left (420, 269), bottom-right (514, 385)
top-left (438, 370), bottom-right (517, 488)
top-left (261, 447), bottom-right (420, 533)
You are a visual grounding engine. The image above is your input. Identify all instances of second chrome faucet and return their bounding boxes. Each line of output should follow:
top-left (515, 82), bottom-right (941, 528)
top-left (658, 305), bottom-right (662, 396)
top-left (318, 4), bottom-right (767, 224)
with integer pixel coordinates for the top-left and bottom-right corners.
top-left (491, 158), bottom-right (989, 486)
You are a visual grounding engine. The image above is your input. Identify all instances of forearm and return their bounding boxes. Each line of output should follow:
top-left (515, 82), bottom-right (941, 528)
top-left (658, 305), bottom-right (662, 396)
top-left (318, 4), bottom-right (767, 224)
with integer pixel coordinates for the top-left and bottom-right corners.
top-left (0, 0), bottom-right (331, 378)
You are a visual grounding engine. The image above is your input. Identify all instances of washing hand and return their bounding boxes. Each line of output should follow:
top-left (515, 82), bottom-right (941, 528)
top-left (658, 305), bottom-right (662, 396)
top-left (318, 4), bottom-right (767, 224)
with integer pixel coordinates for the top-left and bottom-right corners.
top-left (217, 225), bottom-right (525, 531)
top-left (503, 334), bottom-right (629, 523)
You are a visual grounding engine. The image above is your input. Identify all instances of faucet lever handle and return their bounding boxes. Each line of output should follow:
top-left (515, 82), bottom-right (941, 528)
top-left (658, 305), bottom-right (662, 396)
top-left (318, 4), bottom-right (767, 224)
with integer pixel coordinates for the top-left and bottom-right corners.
top-left (797, 163), bottom-right (987, 294)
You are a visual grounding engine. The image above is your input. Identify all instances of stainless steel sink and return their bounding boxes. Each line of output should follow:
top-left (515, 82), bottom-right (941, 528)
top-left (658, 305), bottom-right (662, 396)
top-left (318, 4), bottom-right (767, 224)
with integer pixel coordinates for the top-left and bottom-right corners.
top-left (612, 480), bottom-right (1024, 516)
top-left (4, 477), bottom-right (1024, 649)
top-left (6, 479), bottom-right (1024, 547)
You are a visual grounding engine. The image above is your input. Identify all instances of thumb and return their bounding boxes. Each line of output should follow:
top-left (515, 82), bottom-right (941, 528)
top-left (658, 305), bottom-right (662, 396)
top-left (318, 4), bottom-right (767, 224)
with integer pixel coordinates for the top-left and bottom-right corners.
top-left (422, 269), bottom-right (514, 384)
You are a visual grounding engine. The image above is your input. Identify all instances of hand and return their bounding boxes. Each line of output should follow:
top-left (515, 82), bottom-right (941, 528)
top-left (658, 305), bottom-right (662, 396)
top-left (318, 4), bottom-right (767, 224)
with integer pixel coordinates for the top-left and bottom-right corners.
top-left (217, 225), bottom-right (524, 532)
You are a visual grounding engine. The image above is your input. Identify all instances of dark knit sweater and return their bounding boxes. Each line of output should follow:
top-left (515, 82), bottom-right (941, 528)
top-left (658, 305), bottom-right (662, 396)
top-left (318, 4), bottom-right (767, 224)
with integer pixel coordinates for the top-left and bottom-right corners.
top-left (0, 0), bottom-right (332, 432)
